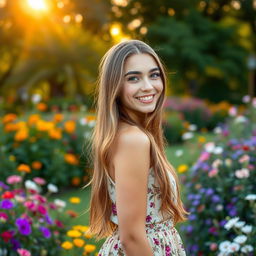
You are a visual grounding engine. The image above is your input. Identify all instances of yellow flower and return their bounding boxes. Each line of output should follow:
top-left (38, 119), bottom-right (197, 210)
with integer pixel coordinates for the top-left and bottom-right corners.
top-left (73, 238), bottom-right (85, 247)
top-left (64, 153), bottom-right (79, 165)
top-left (36, 103), bottom-right (48, 112)
top-left (3, 113), bottom-right (17, 124)
top-left (73, 225), bottom-right (89, 232)
top-left (36, 120), bottom-right (54, 132)
top-left (32, 161), bottom-right (42, 170)
top-left (64, 120), bottom-right (76, 134)
top-left (198, 136), bottom-right (206, 143)
top-left (177, 164), bottom-right (188, 173)
top-left (61, 241), bottom-right (73, 250)
top-left (67, 230), bottom-right (82, 238)
top-left (14, 129), bottom-right (28, 141)
top-left (9, 155), bottom-right (16, 162)
top-left (86, 115), bottom-right (96, 121)
top-left (84, 244), bottom-right (96, 253)
top-left (84, 232), bottom-right (93, 239)
top-left (48, 128), bottom-right (62, 140)
top-left (28, 114), bottom-right (40, 126)
top-left (69, 197), bottom-right (81, 204)
top-left (17, 164), bottom-right (31, 173)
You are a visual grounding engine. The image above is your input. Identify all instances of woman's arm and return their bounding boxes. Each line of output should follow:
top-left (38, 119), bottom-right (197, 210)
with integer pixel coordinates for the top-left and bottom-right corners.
top-left (112, 127), bottom-right (154, 256)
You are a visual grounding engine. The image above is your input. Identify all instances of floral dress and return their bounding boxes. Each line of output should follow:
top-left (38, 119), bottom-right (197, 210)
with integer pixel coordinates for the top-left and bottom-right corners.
top-left (98, 167), bottom-right (186, 256)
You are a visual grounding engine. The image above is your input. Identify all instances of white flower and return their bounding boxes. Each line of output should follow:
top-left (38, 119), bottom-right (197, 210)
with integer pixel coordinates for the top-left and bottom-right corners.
top-left (47, 183), bottom-right (58, 193)
top-left (241, 245), bottom-right (253, 253)
top-left (175, 149), bottom-right (183, 157)
top-left (204, 142), bottom-right (215, 153)
top-left (242, 95), bottom-right (250, 103)
top-left (31, 93), bottom-right (42, 104)
top-left (182, 132), bottom-right (194, 140)
top-left (233, 235), bottom-right (247, 244)
top-left (213, 146), bottom-right (223, 155)
top-left (241, 225), bottom-right (252, 234)
top-left (79, 118), bottom-right (87, 126)
top-left (216, 204), bottom-right (223, 211)
top-left (234, 221), bottom-right (245, 228)
top-left (225, 158), bottom-right (232, 167)
top-left (25, 180), bottom-right (40, 192)
top-left (188, 124), bottom-right (197, 131)
top-left (228, 106), bottom-right (237, 116)
top-left (219, 241), bottom-right (231, 252)
top-left (234, 115), bottom-right (247, 123)
top-left (224, 217), bottom-right (240, 230)
top-left (212, 159), bottom-right (223, 168)
top-left (245, 194), bottom-right (256, 201)
top-left (228, 242), bottom-right (240, 253)
top-left (217, 253), bottom-right (229, 256)
top-left (54, 199), bottom-right (66, 208)
top-left (213, 127), bottom-right (222, 134)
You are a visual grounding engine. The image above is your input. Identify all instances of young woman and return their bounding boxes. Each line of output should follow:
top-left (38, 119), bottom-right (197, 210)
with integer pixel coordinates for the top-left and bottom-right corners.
top-left (86, 39), bottom-right (189, 255)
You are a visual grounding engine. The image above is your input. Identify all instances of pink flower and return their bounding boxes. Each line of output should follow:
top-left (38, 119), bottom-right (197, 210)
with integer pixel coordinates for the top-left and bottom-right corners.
top-left (210, 243), bottom-right (217, 251)
top-left (33, 177), bottom-right (46, 185)
top-left (24, 201), bottom-right (37, 211)
top-left (6, 175), bottom-right (22, 184)
top-left (17, 248), bottom-right (31, 256)
top-left (0, 212), bottom-right (8, 222)
top-left (208, 169), bottom-right (218, 178)
top-left (199, 152), bottom-right (210, 162)
top-left (239, 155), bottom-right (250, 163)
top-left (229, 106), bottom-right (237, 116)
top-left (37, 205), bottom-right (47, 215)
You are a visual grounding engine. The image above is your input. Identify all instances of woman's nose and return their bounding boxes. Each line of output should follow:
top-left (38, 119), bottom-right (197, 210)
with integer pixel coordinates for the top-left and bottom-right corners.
top-left (141, 77), bottom-right (154, 90)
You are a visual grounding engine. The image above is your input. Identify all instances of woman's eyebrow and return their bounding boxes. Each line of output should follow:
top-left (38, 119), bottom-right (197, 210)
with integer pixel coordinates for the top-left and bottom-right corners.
top-left (124, 67), bottom-right (160, 77)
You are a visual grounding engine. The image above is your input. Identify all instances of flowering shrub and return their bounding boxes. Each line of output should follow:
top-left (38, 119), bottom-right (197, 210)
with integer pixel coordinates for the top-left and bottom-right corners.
top-left (164, 97), bottom-right (231, 130)
top-left (181, 98), bottom-right (256, 255)
top-left (0, 111), bottom-right (95, 188)
top-left (0, 174), bottom-right (68, 255)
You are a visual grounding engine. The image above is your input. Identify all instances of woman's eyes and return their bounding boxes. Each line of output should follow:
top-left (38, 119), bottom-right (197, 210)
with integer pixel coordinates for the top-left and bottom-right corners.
top-left (127, 72), bottom-right (160, 82)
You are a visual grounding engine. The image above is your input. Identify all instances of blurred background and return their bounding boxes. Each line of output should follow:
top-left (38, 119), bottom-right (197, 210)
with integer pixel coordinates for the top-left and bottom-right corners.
top-left (0, 0), bottom-right (256, 256)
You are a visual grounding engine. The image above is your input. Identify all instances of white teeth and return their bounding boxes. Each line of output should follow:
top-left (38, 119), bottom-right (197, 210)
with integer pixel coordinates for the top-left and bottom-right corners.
top-left (137, 95), bottom-right (153, 100)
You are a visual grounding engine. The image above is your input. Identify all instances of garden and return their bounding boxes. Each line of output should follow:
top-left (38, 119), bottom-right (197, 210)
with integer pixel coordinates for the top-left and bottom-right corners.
top-left (0, 0), bottom-right (256, 255)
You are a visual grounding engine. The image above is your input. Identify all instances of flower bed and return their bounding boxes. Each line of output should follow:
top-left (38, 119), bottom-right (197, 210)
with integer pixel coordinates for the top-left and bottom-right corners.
top-left (181, 98), bottom-right (256, 255)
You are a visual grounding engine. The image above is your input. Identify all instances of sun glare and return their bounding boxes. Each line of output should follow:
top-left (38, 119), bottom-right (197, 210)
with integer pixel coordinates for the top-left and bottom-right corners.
top-left (27, 0), bottom-right (48, 11)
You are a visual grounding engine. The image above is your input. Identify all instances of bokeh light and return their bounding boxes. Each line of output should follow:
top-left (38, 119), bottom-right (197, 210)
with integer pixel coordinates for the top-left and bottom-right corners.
top-left (27, 0), bottom-right (48, 11)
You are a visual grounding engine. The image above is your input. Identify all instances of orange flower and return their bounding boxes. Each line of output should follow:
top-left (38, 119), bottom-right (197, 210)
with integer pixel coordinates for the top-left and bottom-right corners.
top-left (28, 114), bottom-right (40, 126)
top-left (71, 177), bottom-right (81, 186)
top-left (64, 154), bottom-right (79, 165)
top-left (14, 129), bottom-right (28, 141)
top-left (17, 164), bottom-right (31, 173)
top-left (36, 120), bottom-right (54, 132)
top-left (4, 123), bottom-right (19, 132)
top-left (64, 121), bottom-right (76, 134)
top-left (49, 128), bottom-right (62, 140)
top-left (53, 113), bottom-right (64, 123)
top-left (36, 103), bottom-right (47, 112)
top-left (3, 113), bottom-right (17, 124)
top-left (66, 210), bottom-right (78, 218)
top-left (86, 115), bottom-right (96, 121)
top-left (32, 161), bottom-right (42, 170)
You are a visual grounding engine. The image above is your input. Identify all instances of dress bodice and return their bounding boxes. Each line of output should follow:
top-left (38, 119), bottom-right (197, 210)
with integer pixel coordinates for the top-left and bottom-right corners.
top-left (106, 167), bottom-right (178, 226)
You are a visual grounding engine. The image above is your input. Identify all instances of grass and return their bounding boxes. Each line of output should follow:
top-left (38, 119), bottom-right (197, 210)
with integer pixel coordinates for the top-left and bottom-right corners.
top-left (51, 131), bottom-right (215, 251)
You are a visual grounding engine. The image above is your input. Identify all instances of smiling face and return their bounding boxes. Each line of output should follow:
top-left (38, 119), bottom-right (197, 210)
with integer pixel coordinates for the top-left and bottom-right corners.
top-left (119, 53), bottom-right (164, 123)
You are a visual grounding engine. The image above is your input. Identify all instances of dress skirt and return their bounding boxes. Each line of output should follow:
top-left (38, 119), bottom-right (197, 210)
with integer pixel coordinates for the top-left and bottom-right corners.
top-left (98, 219), bottom-right (186, 256)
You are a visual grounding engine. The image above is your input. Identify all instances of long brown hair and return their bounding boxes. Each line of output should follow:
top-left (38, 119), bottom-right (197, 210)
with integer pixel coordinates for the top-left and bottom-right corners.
top-left (84, 39), bottom-right (189, 241)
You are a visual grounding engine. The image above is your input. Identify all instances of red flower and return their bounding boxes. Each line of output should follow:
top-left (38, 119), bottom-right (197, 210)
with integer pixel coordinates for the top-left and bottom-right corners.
top-left (2, 191), bottom-right (15, 199)
top-left (37, 205), bottom-right (47, 215)
top-left (55, 219), bottom-right (64, 228)
top-left (242, 145), bottom-right (250, 151)
top-left (0, 231), bottom-right (13, 242)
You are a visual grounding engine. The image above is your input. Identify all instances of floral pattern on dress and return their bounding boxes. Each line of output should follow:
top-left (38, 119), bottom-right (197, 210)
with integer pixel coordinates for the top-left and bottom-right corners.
top-left (99, 167), bottom-right (186, 256)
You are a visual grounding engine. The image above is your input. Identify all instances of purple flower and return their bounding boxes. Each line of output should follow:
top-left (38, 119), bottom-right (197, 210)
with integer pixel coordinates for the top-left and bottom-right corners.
top-left (206, 188), bottom-right (214, 196)
top-left (45, 214), bottom-right (53, 225)
top-left (188, 214), bottom-right (197, 221)
top-left (15, 218), bottom-right (31, 235)
top-left (39, 226), bottom-right (51, 238)
top-left (219, 220), bottom-right (227, 227)
top-left (0, 181), bottom-right (9, 190)
top-left (191, 244), bottom-right (199, 252)
top-left (0, 199), bottom-right (14, 209)
top-left (146, 215), bottom-right (152, 222)
top-left (192, 200), bottom-right (200, 206)
top-left (10, 238), bottom-right (21, 250)
top-left (205, 219), bottom-right (212, 225)
top-left (211, 195), bottom-right (221, 203)
top-left (229, 208), bottom-right (237, 217)
top-left (186, 225), bottom-right (193, 233)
